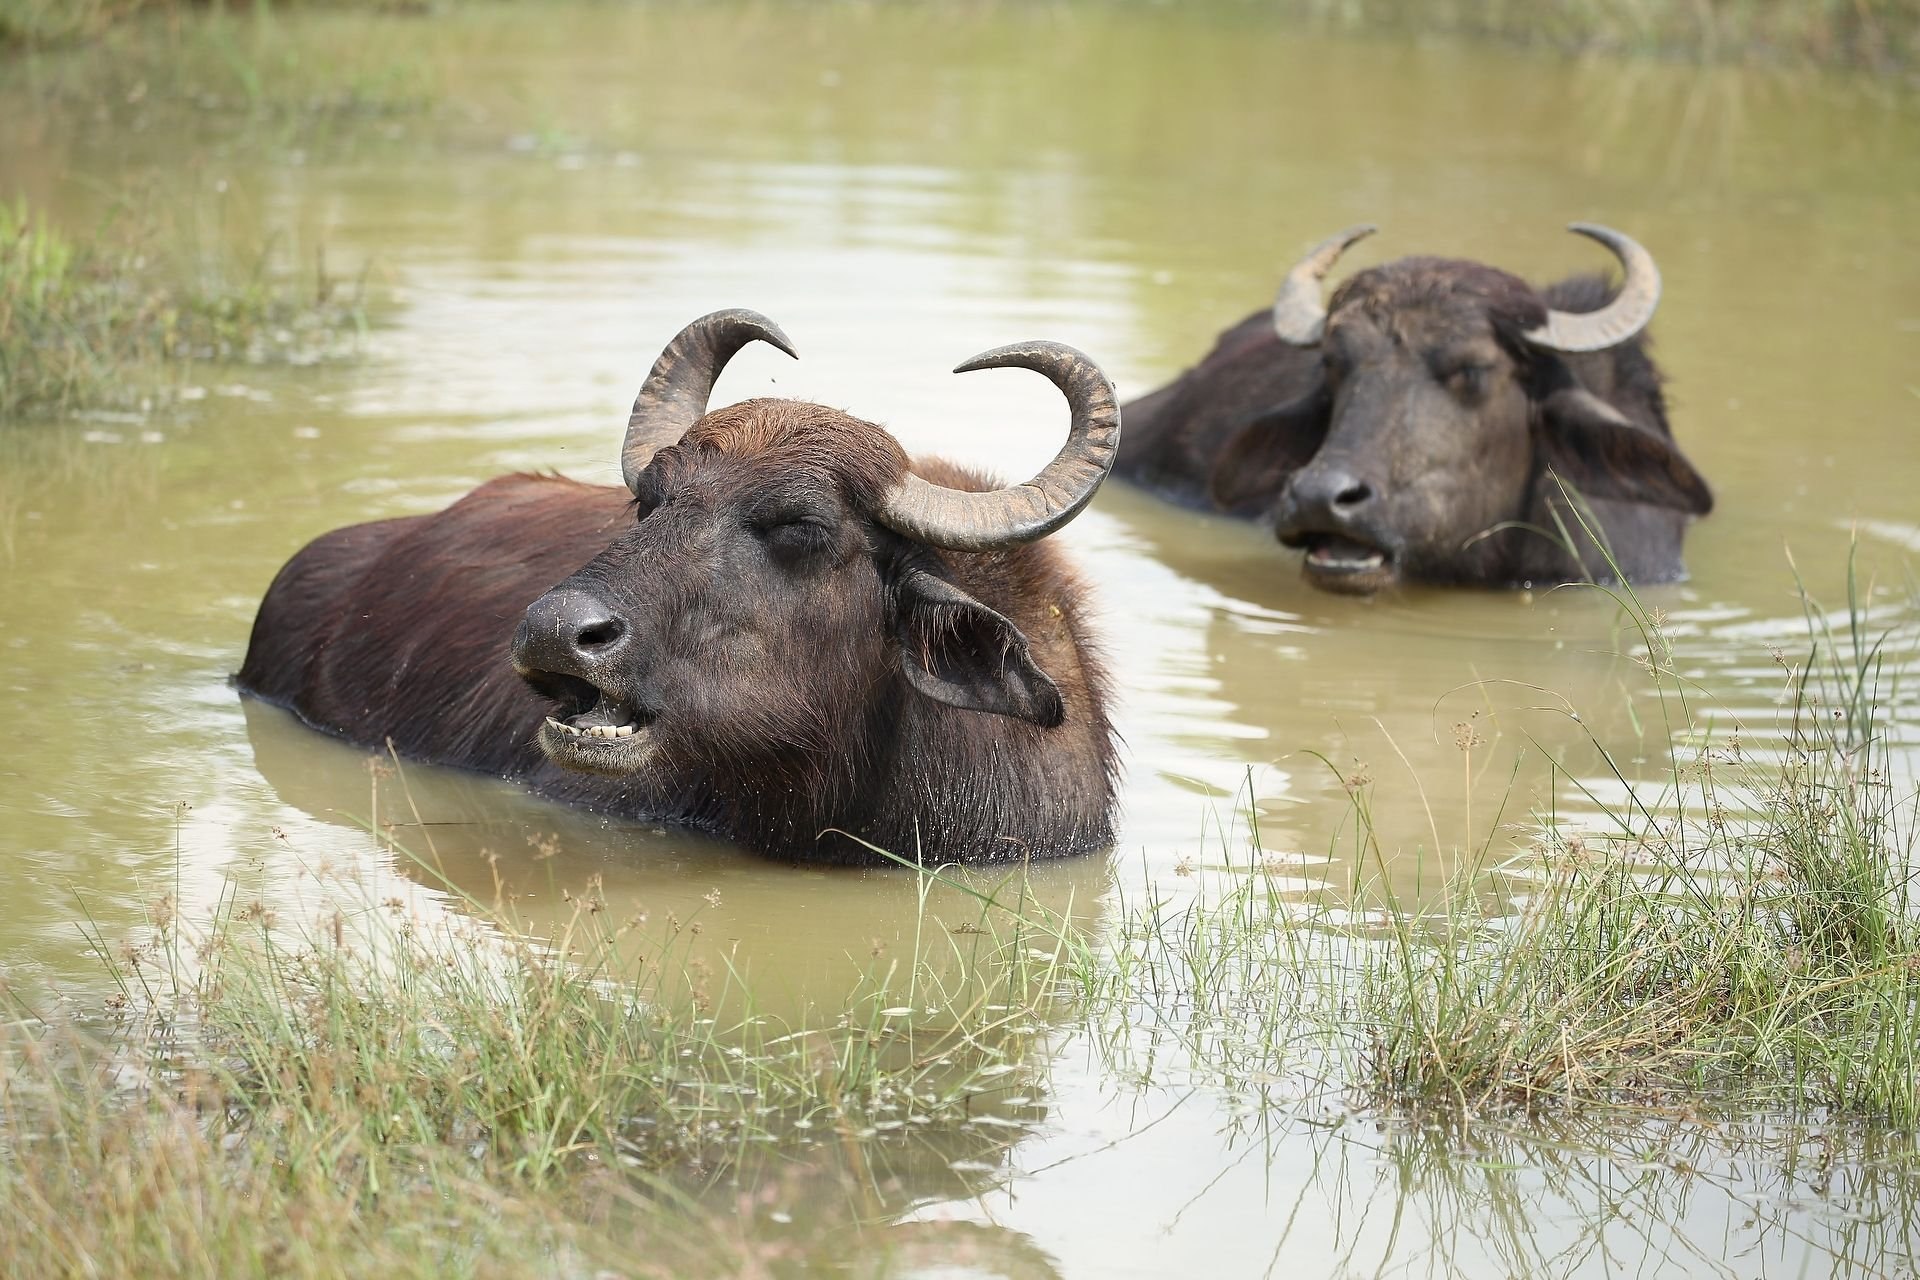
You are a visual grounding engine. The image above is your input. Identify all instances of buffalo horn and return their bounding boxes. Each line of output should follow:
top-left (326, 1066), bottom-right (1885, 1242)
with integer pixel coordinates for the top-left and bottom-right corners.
top-left (1522, 224), bottom-right (1662, 353)
top-left (874, 341), bottom-right (1120, 553)
top-left (1271, 224), bottom-right (1378, 346)
top-left (621, 309), bottom-right (799, 492)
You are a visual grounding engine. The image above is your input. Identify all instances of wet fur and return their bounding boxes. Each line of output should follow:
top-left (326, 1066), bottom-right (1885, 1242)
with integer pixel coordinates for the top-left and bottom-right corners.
top-left (1115, 262), bottom-right (1707, 588)
top-left (238, 400), bottom-right (1116, 866)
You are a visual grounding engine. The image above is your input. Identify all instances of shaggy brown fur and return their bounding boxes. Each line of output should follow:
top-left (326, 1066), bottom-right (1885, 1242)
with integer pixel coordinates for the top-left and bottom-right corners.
top-left (239, 398), bottom-right (1117, 865)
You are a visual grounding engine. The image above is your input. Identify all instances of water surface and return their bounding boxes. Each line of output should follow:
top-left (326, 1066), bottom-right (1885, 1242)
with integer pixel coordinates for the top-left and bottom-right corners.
top-left (3, 5), bottom-right (1919, 1275)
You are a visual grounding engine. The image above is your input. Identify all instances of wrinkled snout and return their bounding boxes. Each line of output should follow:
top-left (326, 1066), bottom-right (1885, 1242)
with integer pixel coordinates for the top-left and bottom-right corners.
top-left (1275, 462), bottom-right (1376, 538)
top-left (513, 587), bottom-right (660, 768)
top-left (512, 587), bottom-right (629, 679)
top-left (1272, 460), bottom-right (1399, 595)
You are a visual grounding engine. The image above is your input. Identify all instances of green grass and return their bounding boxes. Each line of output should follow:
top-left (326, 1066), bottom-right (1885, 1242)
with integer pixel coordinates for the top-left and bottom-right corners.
top-left (5, 0), bottom-right (1920, 71)
top-left (1285, 0), bottom-right (1920, 73)
top-left (1, 811), bottom-right (1086, 1276)
top-left (4, 555), bottom-right (1919, 1272)
top-left (1353, 548), bottom-right (1920, 1116)
top-left (0, 0), bottom-right (133, 50)
top-left (0, 0), bottom-right (433, 55)
top-left (1088, 547), bottom-right (1920, 1122)
top-left (0, 200), bottom-right (366, 421)
top-left (3, 2), bottom-right (441, 148)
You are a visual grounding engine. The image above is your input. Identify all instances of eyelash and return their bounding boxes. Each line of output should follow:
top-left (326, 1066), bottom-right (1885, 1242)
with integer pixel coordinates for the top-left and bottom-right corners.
top-left (1447, 366), bottom-right (1490, 396)
top-left (761, 519), bottom-right (830, 554)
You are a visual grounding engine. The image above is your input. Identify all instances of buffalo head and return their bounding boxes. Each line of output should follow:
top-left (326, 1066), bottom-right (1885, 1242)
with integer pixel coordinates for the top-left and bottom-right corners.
top-left (1209, 225), bottom-right (1712, 594)
top-left (510, 310), bottom-right (1119, 792)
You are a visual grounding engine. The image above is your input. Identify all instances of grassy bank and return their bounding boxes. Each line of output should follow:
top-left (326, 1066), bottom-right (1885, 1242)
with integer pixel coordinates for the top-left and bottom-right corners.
top-left (0, 0), bottom-right (428, 54)
top-left (4, 557), bottom-right (1918, 1273)
top-left (5, 0), bottom-right (1920, 72)
top-left (1095, 554), bottom-right (1920, 1121)
top-left (1293, 0), bottom-right (1920, 75)
top-left (1, 834), bottom-right (1080, 1275)
top-left (0, 201), bottom-right (364, 421)
top-left (5, 3), bottom-right (439, 124)
top-left (1360, 556), bottom-right (1920, 1116)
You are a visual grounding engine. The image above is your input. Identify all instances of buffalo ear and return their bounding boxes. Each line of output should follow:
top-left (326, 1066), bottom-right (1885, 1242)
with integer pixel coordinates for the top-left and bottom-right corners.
top-left (1538, 387), bottom-right (1714, 516)
top-left (1207, 384), bottom-right (1331, 513)
top-left (893, 570), bottom-right (1064, 728)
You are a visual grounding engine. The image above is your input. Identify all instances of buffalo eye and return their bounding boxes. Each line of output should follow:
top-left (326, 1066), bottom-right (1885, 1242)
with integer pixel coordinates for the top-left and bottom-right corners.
top-left (756, 514), bottom-right (833, 565)
top-left (1441, 361), bottom-right (1496, 404)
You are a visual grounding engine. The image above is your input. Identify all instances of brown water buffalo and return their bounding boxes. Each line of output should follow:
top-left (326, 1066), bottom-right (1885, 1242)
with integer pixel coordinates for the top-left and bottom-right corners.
top-left (1115, 225), bottom-right (1712, 594)
top-left (238, 310), bottom-right (1121, 865)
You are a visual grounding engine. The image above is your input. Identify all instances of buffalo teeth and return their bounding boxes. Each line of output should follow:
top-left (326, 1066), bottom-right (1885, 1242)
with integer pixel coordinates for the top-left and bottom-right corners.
top-left (546, 716), bottom-right (639, 741)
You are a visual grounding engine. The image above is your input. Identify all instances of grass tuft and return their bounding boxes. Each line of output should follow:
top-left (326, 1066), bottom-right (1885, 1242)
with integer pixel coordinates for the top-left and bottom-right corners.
top-left (1086, 548), bottom-right (1920, 1123)
top-left (1294, 0), bottom-right (1920, 73)
top-left (1, 824), bottom-right (1085, 1275)
top-left (0, 199), bottom-right (366, 422)
top-left (4, 556), bottom-right (1919, 1270)
top-left (1353, 549), bottom-right (1920, 1117)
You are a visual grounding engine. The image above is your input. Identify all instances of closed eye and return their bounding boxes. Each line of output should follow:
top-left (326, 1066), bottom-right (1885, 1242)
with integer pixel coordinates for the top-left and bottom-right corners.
top-left (1441, 363), bottom-right (1496, 401)
top-left (757, 515), bottom-right (834, 561)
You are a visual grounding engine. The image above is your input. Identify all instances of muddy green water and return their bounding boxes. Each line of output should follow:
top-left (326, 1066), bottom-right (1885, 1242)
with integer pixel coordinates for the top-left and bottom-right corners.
top-left (4, 4), bottom-right (1920, 1275)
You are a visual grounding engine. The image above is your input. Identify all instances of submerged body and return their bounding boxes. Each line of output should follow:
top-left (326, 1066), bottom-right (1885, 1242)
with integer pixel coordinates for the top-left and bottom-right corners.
top-left (239, 312), bottom-right (1121, 865)
top-left (1115, 226), bottom-right (1713, 594)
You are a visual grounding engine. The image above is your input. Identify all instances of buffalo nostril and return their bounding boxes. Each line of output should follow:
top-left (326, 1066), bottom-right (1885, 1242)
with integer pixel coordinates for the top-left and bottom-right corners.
top-left (1334, 482), bottom-right (1372, 509)
top-left (518, 589), bottom-right (628, 672)
top-left (574, 617), bottom-right (625, 651)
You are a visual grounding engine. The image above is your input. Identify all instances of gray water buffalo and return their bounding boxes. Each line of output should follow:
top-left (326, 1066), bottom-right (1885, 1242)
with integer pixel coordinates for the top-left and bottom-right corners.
top-left (239, 310), bottom-right (1120, 865)
top-left (1115, 225), bottom-right (1712, 594)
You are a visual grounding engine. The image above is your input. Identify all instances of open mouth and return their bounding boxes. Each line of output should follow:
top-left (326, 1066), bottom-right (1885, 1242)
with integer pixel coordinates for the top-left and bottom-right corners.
top-left (1288, 533), bottom-right (1397, 593)
top-left (1302, 534), bottom-right (1387, 574)
top-left (524, 671), bottom-right (659, 767)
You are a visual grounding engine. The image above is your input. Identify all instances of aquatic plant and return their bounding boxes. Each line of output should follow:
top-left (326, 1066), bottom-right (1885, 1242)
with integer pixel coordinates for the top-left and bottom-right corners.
top-left (1355, 551), bottom-right (1919, 1112)
top-left (0, 816), bottom-right (1081, 1275)
top-left (6, 0), bottom-right (1917, 72)
top-left (1090, 547), bottom-right (1920, 1122)
top-left (1293, 0), bottom-right (1920, 73)
top-left (0, 200), bottom-right (365, 422)
top-left (1, 0), bottom-right (433, 57)
top-left (5, 552), bottom-right (1919, 1273)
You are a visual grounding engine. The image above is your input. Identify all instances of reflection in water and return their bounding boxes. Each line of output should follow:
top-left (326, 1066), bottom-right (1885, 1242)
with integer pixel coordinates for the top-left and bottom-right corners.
top-left (915, 1091), bottom-right (1920, 1278)
top-left (241, 698), bottom-right (1111, 1024)
top-left (3, 4), bottom-right (1920, 1275)
top-left (245, 694), bottom-right (1096, 1257)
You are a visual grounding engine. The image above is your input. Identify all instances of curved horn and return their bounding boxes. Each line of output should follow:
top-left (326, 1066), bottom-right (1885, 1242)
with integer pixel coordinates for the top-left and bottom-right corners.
top-left (620, 308), bottom-right (798, 492)
top-left (874, 341), bottom-right (1120, 553)
top-left (1523, 224), bottom-right (1662, 353)
top-left (1271, 224), bottom-right (1378, 346)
